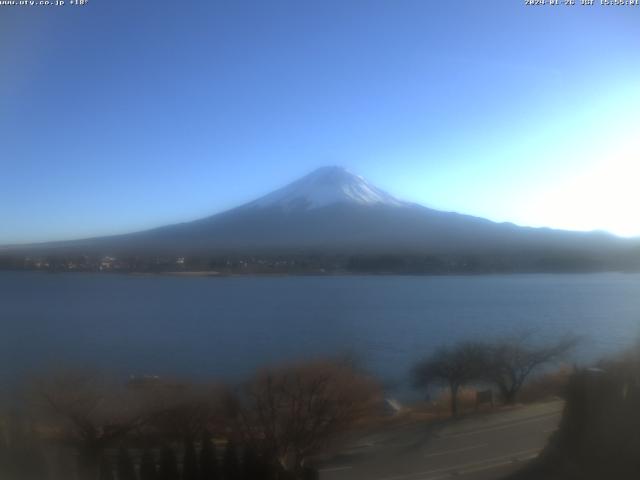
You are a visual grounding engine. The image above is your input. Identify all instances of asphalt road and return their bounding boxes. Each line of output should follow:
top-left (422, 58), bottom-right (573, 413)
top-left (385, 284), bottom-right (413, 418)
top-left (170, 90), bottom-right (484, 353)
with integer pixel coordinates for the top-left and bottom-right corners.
top-left (318, 401), bottom-right (563, 480)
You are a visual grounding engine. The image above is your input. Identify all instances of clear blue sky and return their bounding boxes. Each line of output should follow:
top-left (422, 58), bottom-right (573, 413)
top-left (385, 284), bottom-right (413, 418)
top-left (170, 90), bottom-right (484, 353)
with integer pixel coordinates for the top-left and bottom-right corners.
top-left (2, 0), bottom-right (639, 244)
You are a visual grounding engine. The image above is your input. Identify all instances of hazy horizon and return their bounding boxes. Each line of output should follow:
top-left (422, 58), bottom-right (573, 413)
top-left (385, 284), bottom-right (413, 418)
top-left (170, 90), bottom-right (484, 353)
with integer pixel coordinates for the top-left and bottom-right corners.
top-left (2, 164), bottom-right (637, 247)
top-left (2, 1), bottom-right (639, 244)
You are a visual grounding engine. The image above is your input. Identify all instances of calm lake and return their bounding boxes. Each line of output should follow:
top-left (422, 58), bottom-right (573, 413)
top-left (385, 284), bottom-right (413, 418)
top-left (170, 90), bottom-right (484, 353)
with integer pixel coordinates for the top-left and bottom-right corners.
top-left (2, 272), bottom-right (640, 395)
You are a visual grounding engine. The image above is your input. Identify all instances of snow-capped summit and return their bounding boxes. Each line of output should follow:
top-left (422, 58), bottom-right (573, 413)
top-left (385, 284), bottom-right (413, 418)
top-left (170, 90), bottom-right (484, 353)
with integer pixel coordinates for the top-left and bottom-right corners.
top-left (246, 166), bottom-right (406, 211)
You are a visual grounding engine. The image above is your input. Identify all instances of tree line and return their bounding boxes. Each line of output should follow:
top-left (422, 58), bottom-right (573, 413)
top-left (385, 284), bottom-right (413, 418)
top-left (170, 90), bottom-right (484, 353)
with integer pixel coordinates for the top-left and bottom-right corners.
top-left (412, 333), bottom-right (577, 416)
top-left (0, 359), bottom-right (378, 480)
top-left (0, 335), bottom-right (576, 479)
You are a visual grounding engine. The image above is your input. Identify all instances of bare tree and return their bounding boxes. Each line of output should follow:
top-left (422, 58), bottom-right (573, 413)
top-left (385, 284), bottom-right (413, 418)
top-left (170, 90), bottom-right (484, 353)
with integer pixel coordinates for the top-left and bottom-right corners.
top-left (32, 371), bottom-right (152, 480)
top-left (235, 359), bottom-right (380, 476)
top-left (412, 342), bottom-right (486, 416)
top-left (130, 376), bottom-right (227, 442)
top-left (482, 334), bottom-right (578, 404)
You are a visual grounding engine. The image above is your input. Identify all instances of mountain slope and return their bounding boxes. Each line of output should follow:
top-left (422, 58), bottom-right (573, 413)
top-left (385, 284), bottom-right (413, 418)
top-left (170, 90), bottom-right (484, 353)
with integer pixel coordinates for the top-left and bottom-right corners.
top-left (3, 166), bottom-right (636, 259)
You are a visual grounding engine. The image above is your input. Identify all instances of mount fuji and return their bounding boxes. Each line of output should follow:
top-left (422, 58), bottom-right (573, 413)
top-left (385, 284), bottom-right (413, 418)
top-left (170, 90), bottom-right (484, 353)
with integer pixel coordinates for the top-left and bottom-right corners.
top-left (5, 166), bottom-right (636, 264)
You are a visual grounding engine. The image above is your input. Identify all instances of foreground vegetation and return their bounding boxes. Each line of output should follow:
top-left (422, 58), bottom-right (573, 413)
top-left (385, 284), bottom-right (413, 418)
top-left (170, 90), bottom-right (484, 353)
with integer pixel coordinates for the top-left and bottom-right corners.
top-left (508, 345), bottom-right (640, 479)
top-left (0, 360), bottom-right (379, 480)
top-left (0, 334), bottom-right (578, 479)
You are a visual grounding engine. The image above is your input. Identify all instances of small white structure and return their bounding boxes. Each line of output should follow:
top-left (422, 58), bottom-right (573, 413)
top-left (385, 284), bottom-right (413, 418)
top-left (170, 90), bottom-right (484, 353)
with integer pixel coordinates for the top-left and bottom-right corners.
top-left (382, 397), bottom-right (404, 416)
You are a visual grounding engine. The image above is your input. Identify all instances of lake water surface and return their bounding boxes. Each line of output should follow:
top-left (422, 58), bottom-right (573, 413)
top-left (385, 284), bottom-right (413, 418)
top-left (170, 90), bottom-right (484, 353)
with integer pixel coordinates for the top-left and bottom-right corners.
top-left (2, 272), bottom-right (640, 394)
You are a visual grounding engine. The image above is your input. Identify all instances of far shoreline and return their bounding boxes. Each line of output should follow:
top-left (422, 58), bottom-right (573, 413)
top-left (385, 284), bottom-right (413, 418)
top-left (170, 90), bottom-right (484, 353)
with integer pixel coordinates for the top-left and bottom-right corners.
top-left (2, 269), bottom-right (639, 278)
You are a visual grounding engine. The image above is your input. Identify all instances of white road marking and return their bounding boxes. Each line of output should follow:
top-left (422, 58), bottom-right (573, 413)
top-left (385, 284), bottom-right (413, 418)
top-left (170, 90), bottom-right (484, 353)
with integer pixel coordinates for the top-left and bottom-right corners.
top-left (320, 406), bottom-right (561, 479)
top-left (349, 442), bottom-right (375, 449)
top-left (457, 451), bottom-right (540, 476)
top-left (372, 448), bottom-right (541, 480)
top-left (424, 443), bottom-right (488, 458)
top-left (444, 412), bottom-right (561, 438)
top-left (319, 465), bottom-right (353, 473)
